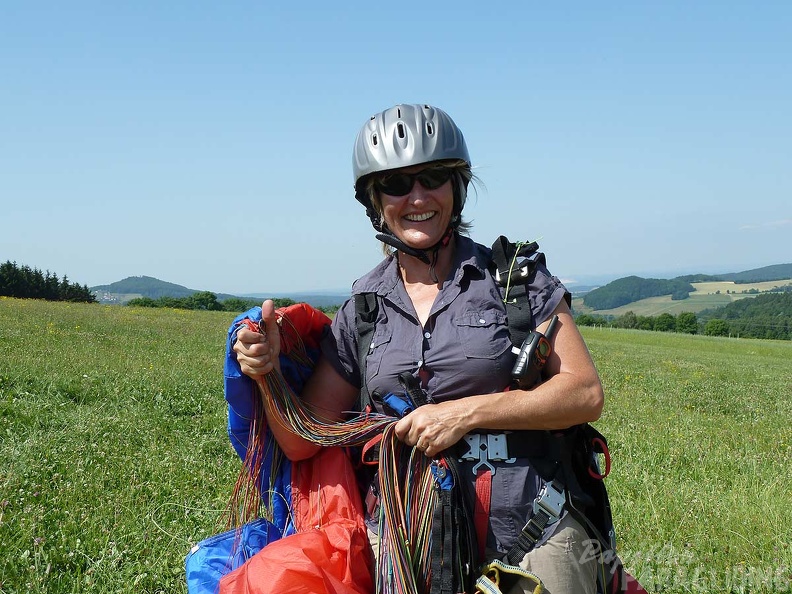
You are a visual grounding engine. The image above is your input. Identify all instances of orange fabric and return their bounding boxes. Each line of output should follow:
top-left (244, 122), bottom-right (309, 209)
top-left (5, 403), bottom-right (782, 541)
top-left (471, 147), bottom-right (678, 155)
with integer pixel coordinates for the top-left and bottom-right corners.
top-left (219, 447), bottom-right (374, 594)
top-left (278, 303), bottom-right (332, 352)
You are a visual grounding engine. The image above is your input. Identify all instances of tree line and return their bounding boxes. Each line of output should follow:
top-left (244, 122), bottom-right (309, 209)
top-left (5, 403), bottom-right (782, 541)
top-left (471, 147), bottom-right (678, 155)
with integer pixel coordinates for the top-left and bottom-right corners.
top-left (0, 261), bottom-right (96, 303)
top-left (576, 311), bottom-right (703, 334)
top-left (576, 292), bottom-right (792, 340)
top-left (697, 293), bottom-right (792, 340)
top-left (126, 292), bottom-right (341, 315)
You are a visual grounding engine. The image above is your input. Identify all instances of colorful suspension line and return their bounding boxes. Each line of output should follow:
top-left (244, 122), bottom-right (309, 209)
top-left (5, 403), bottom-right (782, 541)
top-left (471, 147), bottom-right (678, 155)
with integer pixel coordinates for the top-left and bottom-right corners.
top-left (237, 314), bottom-right (451, 594)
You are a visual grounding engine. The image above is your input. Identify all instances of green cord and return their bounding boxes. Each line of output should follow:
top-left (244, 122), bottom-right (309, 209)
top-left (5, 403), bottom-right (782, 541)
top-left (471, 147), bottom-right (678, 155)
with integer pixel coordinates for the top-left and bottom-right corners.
top-left (502, 240), bottom-right (526, 304)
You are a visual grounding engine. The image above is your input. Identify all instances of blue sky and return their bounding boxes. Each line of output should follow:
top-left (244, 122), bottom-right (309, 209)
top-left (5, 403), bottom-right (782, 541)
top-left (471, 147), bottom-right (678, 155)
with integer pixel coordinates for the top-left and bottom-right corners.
top-left (2, 2), bottom-right (790, 295)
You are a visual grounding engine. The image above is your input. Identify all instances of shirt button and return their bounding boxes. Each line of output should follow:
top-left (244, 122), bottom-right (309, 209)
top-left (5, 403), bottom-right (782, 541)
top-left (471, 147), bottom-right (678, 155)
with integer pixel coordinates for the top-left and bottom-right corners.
top-left (479, 319), bottom-right (486, 324)
top-left (424, 331), bottom-right (431, 339)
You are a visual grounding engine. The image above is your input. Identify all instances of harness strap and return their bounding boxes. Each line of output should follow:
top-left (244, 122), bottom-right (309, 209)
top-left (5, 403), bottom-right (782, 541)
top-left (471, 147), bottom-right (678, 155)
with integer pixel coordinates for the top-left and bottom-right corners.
top-left (431, 491), bottom-right (456, 594)
top-left (506, 479), bottom-right (566, 566)
top-left (354, 292), bottom-right (379, 412)
top-left (474, 468), bottom-right (492, 562)
top-left (490, 236), bottom-right (542, 348)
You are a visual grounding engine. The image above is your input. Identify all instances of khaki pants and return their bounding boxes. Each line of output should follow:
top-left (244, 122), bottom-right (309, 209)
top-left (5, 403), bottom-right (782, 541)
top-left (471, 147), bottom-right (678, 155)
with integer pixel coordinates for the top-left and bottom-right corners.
top-left (499, 513), bottom-right (597, 594)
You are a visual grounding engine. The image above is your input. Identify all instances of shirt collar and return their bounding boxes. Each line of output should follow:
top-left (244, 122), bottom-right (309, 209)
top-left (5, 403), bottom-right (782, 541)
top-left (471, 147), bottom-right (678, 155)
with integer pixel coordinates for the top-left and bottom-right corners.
top-left (351, 234), bottom-right (490, 297)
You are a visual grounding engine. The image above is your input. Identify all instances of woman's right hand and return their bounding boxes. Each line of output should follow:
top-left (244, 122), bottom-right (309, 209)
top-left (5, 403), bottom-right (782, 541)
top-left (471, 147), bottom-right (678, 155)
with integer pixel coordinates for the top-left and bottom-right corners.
top-left (233, 300), bottom-right (282, 378)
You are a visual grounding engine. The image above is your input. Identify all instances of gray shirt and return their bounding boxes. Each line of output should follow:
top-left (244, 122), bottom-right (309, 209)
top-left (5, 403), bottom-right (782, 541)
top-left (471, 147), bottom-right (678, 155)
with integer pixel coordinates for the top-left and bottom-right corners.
top-left (322, 234), bottom-right (569, 552)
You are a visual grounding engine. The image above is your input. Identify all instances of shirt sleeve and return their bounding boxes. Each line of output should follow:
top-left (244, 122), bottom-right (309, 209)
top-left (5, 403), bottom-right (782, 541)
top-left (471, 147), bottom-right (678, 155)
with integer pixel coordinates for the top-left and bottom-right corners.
top-left (528, 260), bottom-right (571, 327)
top-left (320, 297), bottom-right (361, 388)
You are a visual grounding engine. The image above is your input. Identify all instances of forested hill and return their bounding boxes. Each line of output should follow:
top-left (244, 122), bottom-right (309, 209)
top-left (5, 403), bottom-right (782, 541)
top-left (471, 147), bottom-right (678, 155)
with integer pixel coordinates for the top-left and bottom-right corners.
top-left (675, 263), bottom-right (792, 283)
top-left (91, 276), bottom-right (236, 301)
top-left (701, 293), bottom-right (792, 340)
top-left (93, 276), bottom-right (192, 298)
top-left (582, 276), bottom-right (694, 310)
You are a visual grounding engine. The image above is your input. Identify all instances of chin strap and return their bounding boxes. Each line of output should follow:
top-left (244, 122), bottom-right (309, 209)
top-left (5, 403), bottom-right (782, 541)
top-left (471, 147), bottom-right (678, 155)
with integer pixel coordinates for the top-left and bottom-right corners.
top-left (377, 227), bottom-right (456, 282)
top-left (375, 232), bottom-right (433, 264)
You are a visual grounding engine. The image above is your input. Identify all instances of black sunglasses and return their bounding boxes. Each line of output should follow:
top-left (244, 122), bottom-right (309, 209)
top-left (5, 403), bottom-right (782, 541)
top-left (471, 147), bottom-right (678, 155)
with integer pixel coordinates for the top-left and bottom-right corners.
top-left (374, 166), bottom-right (453, 196)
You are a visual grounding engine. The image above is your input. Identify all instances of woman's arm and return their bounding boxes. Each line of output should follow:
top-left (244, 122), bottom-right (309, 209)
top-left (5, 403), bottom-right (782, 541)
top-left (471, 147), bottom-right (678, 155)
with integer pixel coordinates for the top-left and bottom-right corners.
top-left (394, 299), bottom-right (604, 457)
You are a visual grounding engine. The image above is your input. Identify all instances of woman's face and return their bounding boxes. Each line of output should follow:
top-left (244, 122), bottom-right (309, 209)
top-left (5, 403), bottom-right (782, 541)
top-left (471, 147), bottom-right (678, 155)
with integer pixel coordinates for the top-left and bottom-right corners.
top-left (377, 164), bottom-right (454, 251)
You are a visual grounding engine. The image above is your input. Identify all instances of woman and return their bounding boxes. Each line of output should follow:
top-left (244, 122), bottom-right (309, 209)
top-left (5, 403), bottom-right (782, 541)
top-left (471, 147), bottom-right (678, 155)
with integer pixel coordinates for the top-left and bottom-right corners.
top-left (234, 104), bottom-right (605, 594)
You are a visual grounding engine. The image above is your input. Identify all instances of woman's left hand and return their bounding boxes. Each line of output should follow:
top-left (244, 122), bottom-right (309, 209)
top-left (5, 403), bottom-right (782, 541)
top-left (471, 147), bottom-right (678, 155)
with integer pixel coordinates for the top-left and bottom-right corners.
top-left (393, 400), bottom-right (472, 458)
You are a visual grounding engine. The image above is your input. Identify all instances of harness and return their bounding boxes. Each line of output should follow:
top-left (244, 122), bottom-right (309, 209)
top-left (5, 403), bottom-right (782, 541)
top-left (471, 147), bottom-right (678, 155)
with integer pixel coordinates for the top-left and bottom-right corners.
top-left (354, 236), bottom-right (625, 594)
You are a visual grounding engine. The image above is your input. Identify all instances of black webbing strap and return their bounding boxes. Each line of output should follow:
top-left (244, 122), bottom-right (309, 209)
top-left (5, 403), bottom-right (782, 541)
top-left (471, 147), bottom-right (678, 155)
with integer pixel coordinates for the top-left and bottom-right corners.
top-left (431, 491), bottom-right (456, 594)
top-left (490, 236), bottom-right (542, 348)
top-left (505, 507), bottom-right (553, 566)
top-left (354, 292), bottom-right (378, 412)
top-left (505, 479), bottom-right (566, 566)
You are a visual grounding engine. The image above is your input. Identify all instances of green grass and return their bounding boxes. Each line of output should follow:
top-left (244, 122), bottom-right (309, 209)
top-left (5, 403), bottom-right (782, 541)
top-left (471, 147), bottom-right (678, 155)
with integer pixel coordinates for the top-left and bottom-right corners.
top-left (587, 328), bottom-right (792, 592)
top-left (1, 298), bottom-right (790, 592)
top-left (0, 298), bottom-right (239, 593)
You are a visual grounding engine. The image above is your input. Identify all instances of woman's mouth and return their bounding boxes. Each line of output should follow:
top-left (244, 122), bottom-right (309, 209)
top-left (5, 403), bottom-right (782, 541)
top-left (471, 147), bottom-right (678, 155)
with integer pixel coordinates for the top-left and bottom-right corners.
top-left (404, 211), bottom-right (436, 222)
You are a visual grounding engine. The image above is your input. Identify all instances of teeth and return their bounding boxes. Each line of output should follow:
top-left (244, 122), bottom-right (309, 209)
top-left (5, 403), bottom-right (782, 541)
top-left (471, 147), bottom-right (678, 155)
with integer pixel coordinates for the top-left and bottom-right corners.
top-left (405, 212), bottom-right (435, 222)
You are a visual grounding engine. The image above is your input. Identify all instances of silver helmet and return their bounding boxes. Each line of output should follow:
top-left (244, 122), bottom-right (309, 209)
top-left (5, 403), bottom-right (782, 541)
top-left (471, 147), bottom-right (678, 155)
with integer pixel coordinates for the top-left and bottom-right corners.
top-left (352, 104), bottom-right (471, 266)
top-left (353, 104), bottom-right (470, 199)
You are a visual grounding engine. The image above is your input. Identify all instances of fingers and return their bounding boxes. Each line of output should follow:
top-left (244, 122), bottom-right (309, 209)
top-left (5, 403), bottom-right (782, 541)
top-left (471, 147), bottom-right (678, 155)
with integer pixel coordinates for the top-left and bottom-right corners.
top-left (394, 402), bottom-right (469, 457)
top-left (394, 411), bottom-right (436, 457)
top-left (233, 300), bottom-right (281, 378)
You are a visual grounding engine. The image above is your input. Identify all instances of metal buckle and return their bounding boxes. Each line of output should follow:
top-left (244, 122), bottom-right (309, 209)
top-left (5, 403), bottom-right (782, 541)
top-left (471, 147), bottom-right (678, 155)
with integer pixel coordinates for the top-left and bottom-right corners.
top-left (533, 480), bottom-right (566, 525)
top-left (459, 433), bottom-right (517, 475)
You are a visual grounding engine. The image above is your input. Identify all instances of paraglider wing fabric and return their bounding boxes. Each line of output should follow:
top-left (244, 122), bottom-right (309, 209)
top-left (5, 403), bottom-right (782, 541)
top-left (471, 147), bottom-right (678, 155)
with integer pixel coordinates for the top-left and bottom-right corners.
top-left (185, 518), bottom-right (282, 594)
top-left (219, 447), bottom-right (373, 594)
top-left (219, 304), bottom-right (373, 594)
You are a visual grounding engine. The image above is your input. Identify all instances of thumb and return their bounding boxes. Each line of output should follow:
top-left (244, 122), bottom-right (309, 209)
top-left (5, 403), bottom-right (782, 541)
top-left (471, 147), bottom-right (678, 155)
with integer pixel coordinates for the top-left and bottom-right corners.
top-left (261, 299), bottom-right (281, 357)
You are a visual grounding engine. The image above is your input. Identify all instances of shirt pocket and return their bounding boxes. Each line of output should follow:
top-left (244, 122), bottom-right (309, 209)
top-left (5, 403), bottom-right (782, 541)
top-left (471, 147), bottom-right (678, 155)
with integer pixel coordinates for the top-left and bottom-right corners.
top-left (455, 310), bottom-right (512, 359)
top-left (364, 325), bottom-right (392, 382)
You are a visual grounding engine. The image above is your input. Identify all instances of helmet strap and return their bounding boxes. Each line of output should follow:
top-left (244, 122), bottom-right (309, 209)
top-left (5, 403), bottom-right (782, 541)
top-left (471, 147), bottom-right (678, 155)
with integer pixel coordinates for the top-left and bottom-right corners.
top-left (376, 226), bottom-right (456, 277)
top-left (375, 231), bottom-right (432, 264)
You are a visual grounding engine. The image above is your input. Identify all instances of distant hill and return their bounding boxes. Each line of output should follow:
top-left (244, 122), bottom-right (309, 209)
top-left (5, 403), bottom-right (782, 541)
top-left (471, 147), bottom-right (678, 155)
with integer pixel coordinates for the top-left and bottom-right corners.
top-left (581, 263), bottom-right (792, 312)
top-left (91, 276), bottom-right (348, 307)
top-left (675, 263), bottom-right (792, 284)
top-left (91, 276), bottom-right (237, 303)
top-left (93, 276), bottom-right (201, 300)
top-left (721, 263), bottom-right (792, 283)
top-left (582, 276), bottom-right (694, 310)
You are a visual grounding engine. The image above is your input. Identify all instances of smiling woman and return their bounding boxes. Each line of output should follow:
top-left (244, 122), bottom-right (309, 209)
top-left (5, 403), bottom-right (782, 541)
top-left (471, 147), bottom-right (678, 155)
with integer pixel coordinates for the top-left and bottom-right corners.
top-left (228, 104), bottom-right (618, 594)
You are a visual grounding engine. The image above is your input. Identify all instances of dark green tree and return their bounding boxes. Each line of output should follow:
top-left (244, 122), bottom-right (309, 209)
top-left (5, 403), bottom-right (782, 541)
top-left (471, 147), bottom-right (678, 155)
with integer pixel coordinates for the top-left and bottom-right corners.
top-left (704, 319), bottom-right (730, 337)
top-left (615, 311), bottom-right (639, 329)
top-left (654, 313), bottom-right (676, 332)
top-left (676, 312), bottom-right (699, 334)
top-left (189, 291), bottom-right (222, 311)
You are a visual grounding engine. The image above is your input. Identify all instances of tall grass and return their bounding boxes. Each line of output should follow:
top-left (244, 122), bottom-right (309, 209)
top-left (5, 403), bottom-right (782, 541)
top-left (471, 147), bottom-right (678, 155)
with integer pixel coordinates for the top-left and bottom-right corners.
top-left (1, 298), bottom-right (790, 592)
top-left (0, 298), bottom-right (238, 593)
top-left (587, 328), bottom-right (791, 592)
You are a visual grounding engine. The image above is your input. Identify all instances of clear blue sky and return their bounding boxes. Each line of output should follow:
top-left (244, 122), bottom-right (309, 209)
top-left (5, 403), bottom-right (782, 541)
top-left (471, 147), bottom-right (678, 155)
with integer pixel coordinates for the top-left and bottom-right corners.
top-left (2, 2), bottom-right (790, 295)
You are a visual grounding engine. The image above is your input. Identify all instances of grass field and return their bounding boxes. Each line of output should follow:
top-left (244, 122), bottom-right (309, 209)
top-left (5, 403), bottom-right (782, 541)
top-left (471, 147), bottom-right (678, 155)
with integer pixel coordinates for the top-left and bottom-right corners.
top-left (1, 298), bottom-right (790, 593)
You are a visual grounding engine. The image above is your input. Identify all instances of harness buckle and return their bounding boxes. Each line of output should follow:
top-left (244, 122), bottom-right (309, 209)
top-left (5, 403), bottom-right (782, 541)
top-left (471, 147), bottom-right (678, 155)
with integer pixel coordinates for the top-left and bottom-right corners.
top-left (494, 252), bottom-right (540, 288)
top-left (459, 433), bottom-right (517, 475)
top-left (494, 263), bottom-right (530, 288)
top-left (532, 480), bottom-right (566, 525)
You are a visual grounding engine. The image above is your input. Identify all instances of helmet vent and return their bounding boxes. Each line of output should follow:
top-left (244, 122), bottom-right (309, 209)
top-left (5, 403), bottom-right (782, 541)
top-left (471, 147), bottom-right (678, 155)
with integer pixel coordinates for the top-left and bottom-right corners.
top-left (426, 122), bottom-right (434, 135)
top-left (372, 133), bottom-right (378, 146)
top-left (397, 108), bottom-right (402, 118)
top-left (397, 122), bottom-right (405, 139)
